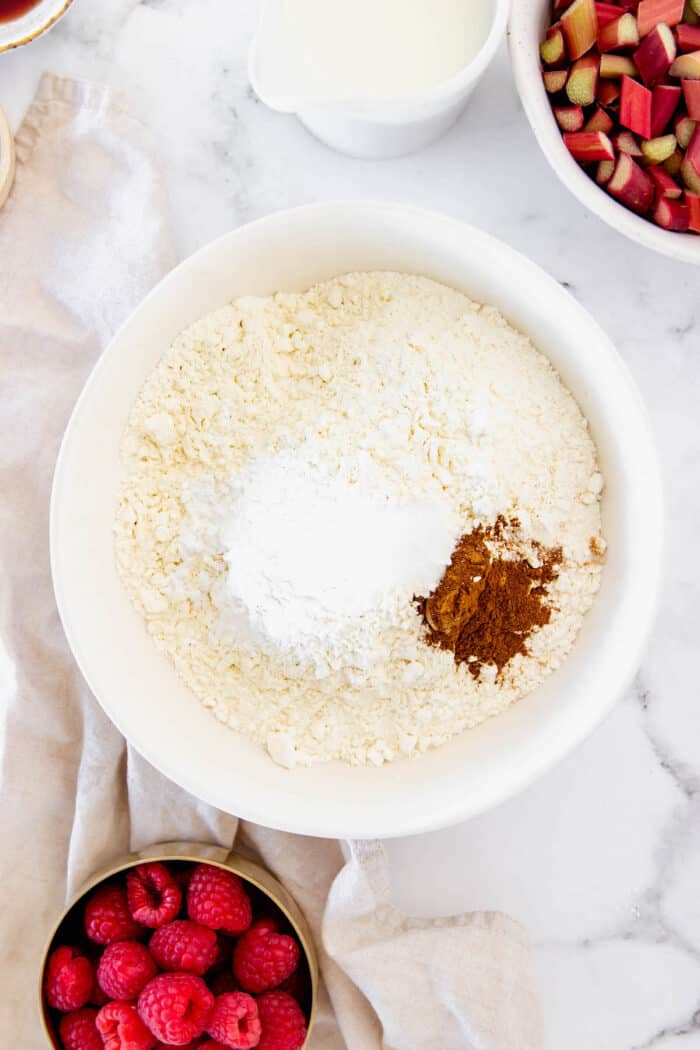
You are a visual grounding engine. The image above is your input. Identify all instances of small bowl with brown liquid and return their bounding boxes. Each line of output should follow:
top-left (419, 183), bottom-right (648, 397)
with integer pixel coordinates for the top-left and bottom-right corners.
top-left (0, 0), bottom-right (73, 52)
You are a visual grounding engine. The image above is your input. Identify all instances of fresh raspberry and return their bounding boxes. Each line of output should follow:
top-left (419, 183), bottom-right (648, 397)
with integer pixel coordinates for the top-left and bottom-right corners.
top-left (149, 920), bottom-right (218, 976)
top-left (45, 946), bottom-right (94, 1012)
top-left (233, 920), bottom-right (300, 994)
top-left (137, 973), bottom-right (214, 1045)
top-left (257, 992), bottom-right (306, 1050)
top-left (97, 941), bottom-right (158, 1001)
top-left (95, 1002), bottom-right (155, 1050)
top-left (205, 993), bottom-right (261, 1050)
top-left (58, 1008), bottom-right (102, 1050)
top-left (187, 866), bottom-right (252, 935)
top-left (199, 1043), bottom-right (230, 1050)
top-left (85, 884), bottom-right (140, 946)
top-left (127, 863), bottom-right (182, 929)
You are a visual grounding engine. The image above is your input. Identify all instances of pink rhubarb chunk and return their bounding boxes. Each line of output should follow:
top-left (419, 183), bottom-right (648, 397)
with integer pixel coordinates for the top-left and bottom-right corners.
top-left (653, 197), bottom-right (690, 228)
top-left (686, 192), bottom-right (700, 232)
top-left (681, 124), bottom-right (700, 191)
top-left (620, 75), bottom-right (654, 137)
top-left (567, 53), bottom-right (600, 104)
top-left (600, 53), bottom-right (637, 76)
top-left (648, 164), bottom-right (683, 196)
top-left (555, 105), bottom-right (586, 131)
top-left (598, 12), bottom-right (640, 51)
top-left (651, 83), bottom-right (682, 135)
top-left (584, 105), bottom-right (615, 131)
top-left (669, 49), bottom-right (700, 76)
top-left (595, 1), bottom-right (623, 26)
top-left (676, 23), bottom-right (700, 50)
top-left (561, 0), bottom-right (599, 59)
top-left (634, 23), bottom-right (677, 85)
top-left (563, 130), bottom-right (616, 161)
top-left (636, 0), bottom-right (685, 37)
top-left (607, 152), bottom-right (655, 212)
top-left (682, 78), bottom-right (700, 118)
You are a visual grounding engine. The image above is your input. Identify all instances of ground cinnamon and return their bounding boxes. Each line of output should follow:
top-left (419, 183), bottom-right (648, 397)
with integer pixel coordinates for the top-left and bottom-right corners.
top-left (416, 518), bottom-right (562, 679)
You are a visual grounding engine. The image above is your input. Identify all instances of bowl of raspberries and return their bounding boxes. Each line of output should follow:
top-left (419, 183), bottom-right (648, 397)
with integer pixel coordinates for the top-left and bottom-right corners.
top-left (40, 846), bottom-right (315, 1050)
top-left (510, 0), bottom-right (700, 262)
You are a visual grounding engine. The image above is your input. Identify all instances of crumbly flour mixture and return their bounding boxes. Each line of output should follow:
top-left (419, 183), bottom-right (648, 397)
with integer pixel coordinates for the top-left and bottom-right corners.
top-left (115, 272), bottom-right (605, 768)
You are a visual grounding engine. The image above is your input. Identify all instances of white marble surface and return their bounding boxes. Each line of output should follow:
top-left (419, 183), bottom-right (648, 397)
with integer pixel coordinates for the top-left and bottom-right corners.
top-left (2, 3), bottom-right (699, 1048)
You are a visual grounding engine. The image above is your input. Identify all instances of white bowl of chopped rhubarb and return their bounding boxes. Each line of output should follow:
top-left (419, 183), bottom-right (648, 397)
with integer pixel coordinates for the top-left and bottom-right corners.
top-left (510, 0), bottom-right (700, 262)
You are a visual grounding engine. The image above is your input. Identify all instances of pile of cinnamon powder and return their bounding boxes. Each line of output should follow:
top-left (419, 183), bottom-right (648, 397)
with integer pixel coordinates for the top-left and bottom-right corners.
top-left (417, 518), bottom-right (562, 679)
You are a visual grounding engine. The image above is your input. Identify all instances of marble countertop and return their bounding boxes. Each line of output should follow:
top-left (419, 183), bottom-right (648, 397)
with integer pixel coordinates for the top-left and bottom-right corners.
top-left (2, 3), bottom-right (699, 1048)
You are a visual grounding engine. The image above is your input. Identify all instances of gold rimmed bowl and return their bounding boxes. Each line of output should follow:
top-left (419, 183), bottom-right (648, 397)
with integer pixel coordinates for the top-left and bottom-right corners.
top-left (39, 842), bottom-right (318, 1050)
top-left (0, 0), bottom-right (74, 52)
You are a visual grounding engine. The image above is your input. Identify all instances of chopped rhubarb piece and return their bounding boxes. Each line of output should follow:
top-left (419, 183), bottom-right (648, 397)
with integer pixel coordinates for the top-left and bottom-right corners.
top-left (544, 69), bottom-right (569, 93)
top-left (599, 13), bottom-right (640, 51)
top-left (675, 112), bottom-right (697, 146)
top-left (686, 191), bottom-right (700, 230)
top-left (584, 105), bottom-right (615, 131)
top-left (665, 147), bottom-right (684, 172)
top-left (653, 196), bottom-right (690, 226)
top-left (555, 104), bottom-right (586, 130)
top-left (598, 79), bottom-right (622, 105)
top-left (554, 0), bottom-right (572, 11)
top-left (680, 124), bottom-right (700, 189)
top-left (596, 1), bottom-right (624, 26)
top-left (634, 23), bottom-right (677, 84)
top-left (607, 152), bottom-right (655, 211)
top-left (600, 54), bottom-right (638, 76)
top-left (651, 83), bottom-right (682, 134)
top-left (614, 129), bottom-right (644, 153)
top-left (620, 75), bottom-right (653, 136)
top-left (566, 53), bottom-right (600, 103)
top-left (563, 130), bottom-right (616, 161)
top-left (682, 77), bottom-right (700, 117)
top-left (596, 158), bottom-right (616, 182)
top-left (561, 0), bottom-right (599, 59)
top-left (676, 23), bottom-right (700, 50)
top-left (637, 0), bottom-right (685, 37)
top-left (540, 28), bottom-right (567, 67)
top-left (648, 164), bottom-right (684, 194)
top-left (669, 49), bottom-right (700, 75)
top-left (641, 132), bottom-right (678, 161)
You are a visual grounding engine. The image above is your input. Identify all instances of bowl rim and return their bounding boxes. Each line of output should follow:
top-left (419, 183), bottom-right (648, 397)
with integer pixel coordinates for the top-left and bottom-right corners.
top-left (38, 842), bottom-right (318, 1050)
top-left (0, 0), bottom-right (74, 51)
top-left (50, 200), bottom-right (664, 839)
top-left (507, 0), bottom-right (700, 264)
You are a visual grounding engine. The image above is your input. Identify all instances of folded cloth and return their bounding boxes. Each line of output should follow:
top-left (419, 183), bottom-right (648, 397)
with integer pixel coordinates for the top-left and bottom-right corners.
top-left (0, 74), bottom-right (543, 1050)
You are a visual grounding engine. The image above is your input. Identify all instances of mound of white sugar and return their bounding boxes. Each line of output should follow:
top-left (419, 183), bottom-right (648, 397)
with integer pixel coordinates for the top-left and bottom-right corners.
top-left (217, 447), bottom-right (458, 676)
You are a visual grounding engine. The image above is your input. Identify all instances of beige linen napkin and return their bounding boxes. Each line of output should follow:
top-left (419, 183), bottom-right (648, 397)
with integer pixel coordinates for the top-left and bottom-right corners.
top-left (0, 74), bottom-right (542, 1050)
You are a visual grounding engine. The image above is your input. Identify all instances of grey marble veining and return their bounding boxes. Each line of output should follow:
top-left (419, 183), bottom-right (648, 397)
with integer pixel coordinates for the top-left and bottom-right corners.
top-left (1, 2), bottom-right (699, 1047)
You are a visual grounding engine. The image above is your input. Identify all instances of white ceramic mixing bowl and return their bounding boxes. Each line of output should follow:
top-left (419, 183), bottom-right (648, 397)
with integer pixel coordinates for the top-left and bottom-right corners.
top-left (51, 201), bottom-right (663, 839)
top-left (509, 0), bottom-right (700, 264)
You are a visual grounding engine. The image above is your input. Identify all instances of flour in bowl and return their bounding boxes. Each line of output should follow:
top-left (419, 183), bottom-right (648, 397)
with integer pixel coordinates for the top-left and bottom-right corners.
top-left (114, 272), bottom-right (605, 768)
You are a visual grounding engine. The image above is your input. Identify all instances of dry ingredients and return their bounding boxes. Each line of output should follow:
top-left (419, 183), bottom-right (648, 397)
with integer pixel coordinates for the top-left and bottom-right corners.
top-left (115, 272), bottom-right (606, 768)
top-left (417, 518), bottom-right (562, 679)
